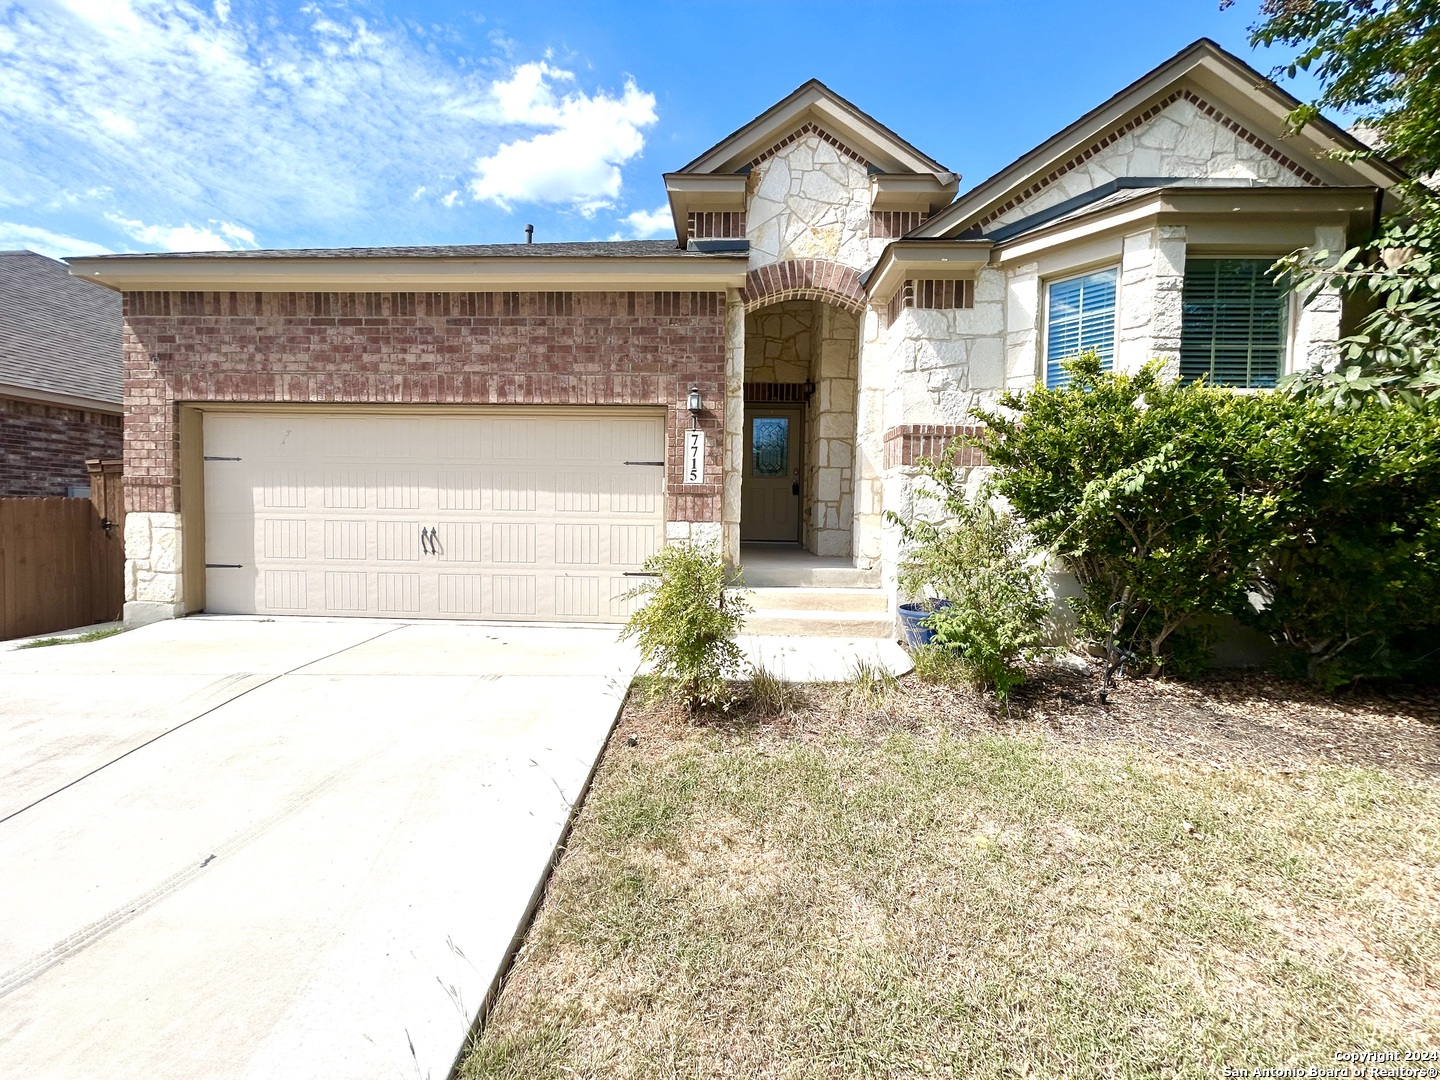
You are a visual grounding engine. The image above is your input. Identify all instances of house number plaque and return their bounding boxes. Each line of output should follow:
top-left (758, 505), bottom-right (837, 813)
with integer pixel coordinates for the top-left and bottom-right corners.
top-left (683, 429), bottom-right (705, 484)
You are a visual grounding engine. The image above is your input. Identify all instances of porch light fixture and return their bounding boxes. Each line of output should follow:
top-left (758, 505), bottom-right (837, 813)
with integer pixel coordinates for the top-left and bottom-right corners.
top-left (687, 385), bottom-right (703, 427)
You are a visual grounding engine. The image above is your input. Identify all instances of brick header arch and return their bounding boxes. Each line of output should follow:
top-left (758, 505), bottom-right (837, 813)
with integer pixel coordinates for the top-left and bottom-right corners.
top-left (741, 259), bottom-right (866, 314)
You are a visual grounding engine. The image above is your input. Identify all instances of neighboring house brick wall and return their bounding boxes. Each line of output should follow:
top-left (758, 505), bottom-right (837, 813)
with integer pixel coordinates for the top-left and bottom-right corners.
top-left (0, 394), bottom-right (122, 496)
top-left (121, 289), bottom-right (729, 527)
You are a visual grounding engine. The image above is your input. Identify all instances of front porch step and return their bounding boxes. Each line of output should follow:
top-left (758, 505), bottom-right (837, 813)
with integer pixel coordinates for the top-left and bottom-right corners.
top-left (737, 586), bottom-right (888, 613)
top-left (740, 608), bottom-right (895, 639)
top-left (732, 586), bottom-right (894, 639)
top-left (738, 563), bottom-right (882, 589)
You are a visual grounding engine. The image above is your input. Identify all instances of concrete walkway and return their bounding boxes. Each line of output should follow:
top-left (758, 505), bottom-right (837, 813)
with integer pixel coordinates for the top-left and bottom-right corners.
top-left (0, 617), bottom-right (638, 1080)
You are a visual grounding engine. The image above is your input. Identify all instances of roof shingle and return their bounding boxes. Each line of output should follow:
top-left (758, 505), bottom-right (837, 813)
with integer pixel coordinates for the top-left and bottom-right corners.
top-left (0, 250), bottom-right (121, 406)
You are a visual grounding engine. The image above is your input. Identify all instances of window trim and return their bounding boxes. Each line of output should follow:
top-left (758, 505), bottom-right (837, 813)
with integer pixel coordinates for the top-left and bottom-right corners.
top-left (1040, 263), bottom-right (1121, 388)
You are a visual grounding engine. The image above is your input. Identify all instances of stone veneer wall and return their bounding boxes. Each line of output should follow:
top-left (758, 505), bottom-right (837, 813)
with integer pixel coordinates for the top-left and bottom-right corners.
top-left (873, 266), bottom-right (1009, 434)
top-left (122, 289), bottom-right (728, 621)
top-left (746, 133), bottom-right (878, 272)
top-left (985, 95), bottom-right (1312, 229)
top-left (806, 304), bottom-right (859, 557)
top-left (0, 395), bottom-right (122, 496)
top-left (744, 301), bottom-right (815, 382)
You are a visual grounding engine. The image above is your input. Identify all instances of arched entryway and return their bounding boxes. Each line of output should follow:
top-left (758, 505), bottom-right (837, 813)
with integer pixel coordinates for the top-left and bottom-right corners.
top-left (740, 291), bottom-right (861, 558)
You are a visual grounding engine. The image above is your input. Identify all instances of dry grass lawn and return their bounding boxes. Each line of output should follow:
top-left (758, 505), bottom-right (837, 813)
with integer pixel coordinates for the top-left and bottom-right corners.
top-left (462, 664), bottom-right (1440, 1079)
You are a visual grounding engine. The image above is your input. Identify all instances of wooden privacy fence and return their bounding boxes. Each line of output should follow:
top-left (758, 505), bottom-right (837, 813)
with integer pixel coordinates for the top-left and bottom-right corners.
top-left (0, 460), bottom-right (125, 640)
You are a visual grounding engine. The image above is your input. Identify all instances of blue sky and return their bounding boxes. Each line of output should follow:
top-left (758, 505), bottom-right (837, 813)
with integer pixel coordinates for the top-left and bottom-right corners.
top-left (0, 0), bottom-right (1331, 259)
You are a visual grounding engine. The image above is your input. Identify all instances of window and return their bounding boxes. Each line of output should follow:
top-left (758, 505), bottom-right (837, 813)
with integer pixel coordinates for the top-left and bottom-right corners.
top-left (1180, 258), bottom-right (1288, 388)
top-left (751, 418), bottom-right (789, 476)
top-left (1045, 268), bottom-right (1117, 388)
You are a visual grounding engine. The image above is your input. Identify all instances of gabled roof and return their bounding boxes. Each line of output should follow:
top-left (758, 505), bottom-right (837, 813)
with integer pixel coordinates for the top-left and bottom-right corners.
top-left (915, 38), bottom-right (1407, 239)
top-left (0, 250), bottom-right (120, 409)
top-left (674, 78), bottom-right (955, 179)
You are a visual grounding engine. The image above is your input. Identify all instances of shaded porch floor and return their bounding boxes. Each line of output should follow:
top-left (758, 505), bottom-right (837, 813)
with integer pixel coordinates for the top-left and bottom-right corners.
top-left (736, 542), bottom-right (880, 589)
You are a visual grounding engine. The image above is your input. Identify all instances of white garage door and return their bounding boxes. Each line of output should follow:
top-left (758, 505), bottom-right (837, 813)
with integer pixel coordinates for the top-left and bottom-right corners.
top-left (202, 411), bottom-right (666, 623)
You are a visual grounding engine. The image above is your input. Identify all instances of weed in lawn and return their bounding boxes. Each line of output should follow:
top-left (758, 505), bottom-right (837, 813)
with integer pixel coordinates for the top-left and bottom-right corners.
top-left (909, 643), bottom-right (967, 684)
top-left (748, 663), bottom-right (804, 717)
top-left (843, 658), bottom-right (897, 708)
top-left (16, 627), bottom-right (123, 649)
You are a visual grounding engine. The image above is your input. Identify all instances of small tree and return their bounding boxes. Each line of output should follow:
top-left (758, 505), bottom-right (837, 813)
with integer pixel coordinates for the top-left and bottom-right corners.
top-left (889, 451), bottom-right (1052, 702)
top-left (618, 539), bottom-right (750, 713)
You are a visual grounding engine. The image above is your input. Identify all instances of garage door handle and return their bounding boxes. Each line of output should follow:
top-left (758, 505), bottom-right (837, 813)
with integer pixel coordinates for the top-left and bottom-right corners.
top-left (420, 526), bottom-right (433, 555)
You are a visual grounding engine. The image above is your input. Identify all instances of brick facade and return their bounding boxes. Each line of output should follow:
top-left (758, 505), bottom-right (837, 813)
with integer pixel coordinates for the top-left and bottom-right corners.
top-left (0, 394), bottom-right (122, 496)
top-left (122, 289), bottom-right (728, 524)
top-left (882, 424), bottom-right (988, 470)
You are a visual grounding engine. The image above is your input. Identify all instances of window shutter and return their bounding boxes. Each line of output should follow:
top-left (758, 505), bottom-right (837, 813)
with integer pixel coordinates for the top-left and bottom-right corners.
top-left (1180, 259), bottom-right (1287, 388)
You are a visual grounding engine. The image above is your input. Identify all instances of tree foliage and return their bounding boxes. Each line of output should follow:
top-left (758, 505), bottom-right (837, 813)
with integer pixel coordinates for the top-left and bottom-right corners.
top-left (618, 540), bottom-right (750, 713)
top-left (1226, 0), bottom-right (1440, 406)
top-left (1240, 0), bottom-right (1440, 175)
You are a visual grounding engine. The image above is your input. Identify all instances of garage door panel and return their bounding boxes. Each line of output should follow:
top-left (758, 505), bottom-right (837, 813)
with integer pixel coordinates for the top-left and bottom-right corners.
top-left (204, 410), bottom-right (665, 623)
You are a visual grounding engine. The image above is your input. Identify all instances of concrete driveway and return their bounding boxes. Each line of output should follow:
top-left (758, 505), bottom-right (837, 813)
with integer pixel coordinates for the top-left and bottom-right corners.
top-left (0, 616), bottom-right (638, 1080)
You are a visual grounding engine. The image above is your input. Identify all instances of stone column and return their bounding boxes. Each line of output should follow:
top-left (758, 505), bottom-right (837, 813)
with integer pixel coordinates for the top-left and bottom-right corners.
top-left (721, 288), bottom-right (746, 566)
top-left (124, 511), bottom-right (185, 625)
top-left (1293, 224), bottom-right (1346, 374)
top-left (1004, 262), bottom-right (1041, 388)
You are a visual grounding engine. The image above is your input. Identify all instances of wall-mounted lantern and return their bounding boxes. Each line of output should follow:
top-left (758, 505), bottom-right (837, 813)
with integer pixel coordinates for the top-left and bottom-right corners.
top-left (687, 385), bottom-right (703, 427)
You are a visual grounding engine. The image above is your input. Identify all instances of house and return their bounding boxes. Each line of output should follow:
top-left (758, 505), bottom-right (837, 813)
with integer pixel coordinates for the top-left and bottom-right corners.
top-left (1, 250), bottom-right (122, 496)
top-left (66, 39), bottom-right (1404, 629)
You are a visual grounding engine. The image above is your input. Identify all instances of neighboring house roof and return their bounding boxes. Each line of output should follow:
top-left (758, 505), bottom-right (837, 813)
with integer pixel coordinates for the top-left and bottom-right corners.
top-left (914, 38), bottom-right (1408, 240)
top-left (0, 250), bottom-right (121, 410)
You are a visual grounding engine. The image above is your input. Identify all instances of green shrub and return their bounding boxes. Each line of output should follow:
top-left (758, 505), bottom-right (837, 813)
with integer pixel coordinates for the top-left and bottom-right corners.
top-left (888, 453), bottom-right (1051, 702)
top-left (1242, 401), bottom-right (1440, 688)
top-left (975, 352), bottom-right (1440, 687)
top-left (975, 353), bottom-right (1281, 676)
top-left (618, 539), bottom-right (750, 713)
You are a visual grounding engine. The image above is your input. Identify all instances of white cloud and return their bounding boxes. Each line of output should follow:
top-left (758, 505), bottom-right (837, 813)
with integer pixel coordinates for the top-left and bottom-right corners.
top-left (619, 204), bottom-right (674, 239)
top-left (0, 221), bottom-right (111, 259)
top-left (106, 213), bottom-right (259, 252)
top-left (0, 2), bottom-right (659, 237)
top-left (468, 64), bottom-right (657, 213)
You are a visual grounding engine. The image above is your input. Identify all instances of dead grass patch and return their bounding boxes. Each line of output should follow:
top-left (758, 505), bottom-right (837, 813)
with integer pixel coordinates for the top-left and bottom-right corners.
top-left (464, 670), bottom-right (1440, 1079)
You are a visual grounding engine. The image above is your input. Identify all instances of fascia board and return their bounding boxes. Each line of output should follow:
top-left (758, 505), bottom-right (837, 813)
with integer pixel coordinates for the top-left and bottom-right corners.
top-left (992, 186), bottom-right (1376, 264)
top-left (870, 173), bottom-right (961, 210)
top-left (67, 256), bottom-right (750, 293)
top-left (679, 86), bottom-right (948, 177)
top-left (0, 383), bottom-right (122, 414)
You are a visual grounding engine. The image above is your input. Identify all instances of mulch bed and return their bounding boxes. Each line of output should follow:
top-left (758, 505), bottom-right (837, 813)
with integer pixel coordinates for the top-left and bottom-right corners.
top-left (623, 659), bottom-right (1440, 779)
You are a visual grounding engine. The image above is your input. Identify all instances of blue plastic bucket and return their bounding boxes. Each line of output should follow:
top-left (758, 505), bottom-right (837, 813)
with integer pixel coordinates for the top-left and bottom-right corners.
top-left (898, 601), bottom-right (950, 647)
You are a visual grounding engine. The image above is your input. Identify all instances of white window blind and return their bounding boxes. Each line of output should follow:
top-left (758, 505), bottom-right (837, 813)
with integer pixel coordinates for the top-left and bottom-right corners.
top-left (1180, 259), bottom-right (1288, 388)
top-left (1045, 268), bottom-right (1117, 388)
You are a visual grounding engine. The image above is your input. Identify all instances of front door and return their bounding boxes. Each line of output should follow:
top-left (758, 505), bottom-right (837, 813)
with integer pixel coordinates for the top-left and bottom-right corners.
top-left (740, 407), bottom-right (802, 542)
